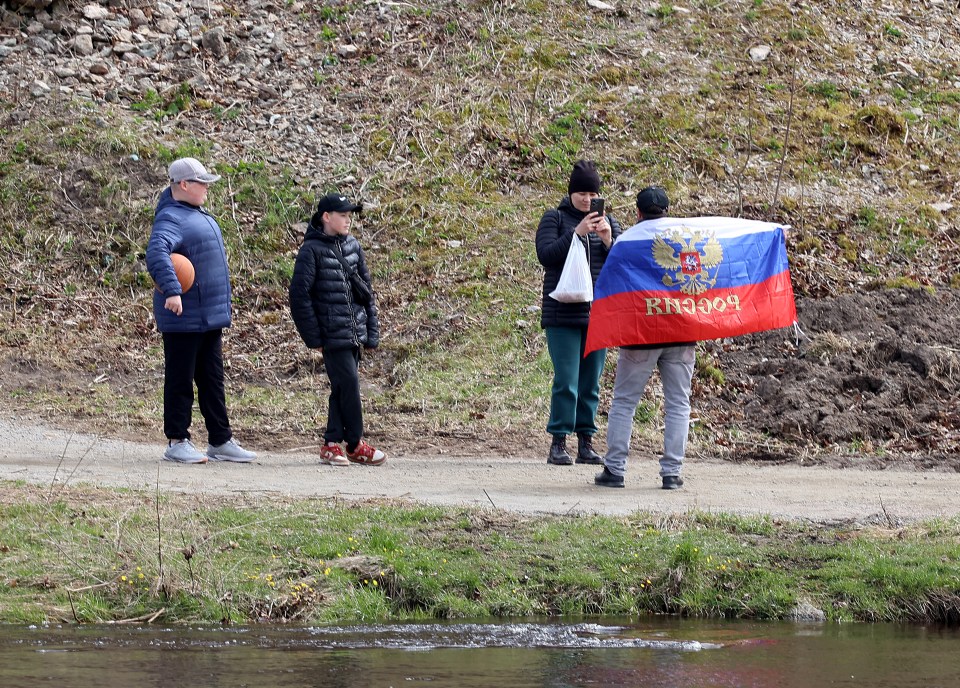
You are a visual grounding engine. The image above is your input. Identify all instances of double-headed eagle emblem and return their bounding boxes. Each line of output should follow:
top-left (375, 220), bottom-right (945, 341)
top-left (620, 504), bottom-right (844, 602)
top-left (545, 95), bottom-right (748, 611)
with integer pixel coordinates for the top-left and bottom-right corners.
top-left (653, 228), bottom-right (723, 295)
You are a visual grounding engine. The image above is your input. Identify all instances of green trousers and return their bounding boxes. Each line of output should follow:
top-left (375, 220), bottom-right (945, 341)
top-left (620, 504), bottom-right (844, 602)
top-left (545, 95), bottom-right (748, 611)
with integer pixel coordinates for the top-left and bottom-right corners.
top-left (545, 326), bottom-right (607, 437)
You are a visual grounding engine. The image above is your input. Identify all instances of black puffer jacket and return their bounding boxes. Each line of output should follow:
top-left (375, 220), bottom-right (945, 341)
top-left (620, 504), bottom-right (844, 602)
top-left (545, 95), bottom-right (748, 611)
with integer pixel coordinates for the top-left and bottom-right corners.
top-left (289, 225), bottom-right (379, 351)
top-left (535, 197), bottom-right (622, 328)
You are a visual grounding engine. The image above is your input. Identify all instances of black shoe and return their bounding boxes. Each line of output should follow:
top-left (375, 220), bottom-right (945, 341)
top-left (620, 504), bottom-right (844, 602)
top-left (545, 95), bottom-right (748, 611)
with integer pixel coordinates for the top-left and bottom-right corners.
top-left (575, 433), bottom-right (603, 464)
top-left (547, 435), bottom-right (573, 465)
top-left (662, 475), bottom-right (684, 490)
top-left (594, 467), bottom-right (624, 488)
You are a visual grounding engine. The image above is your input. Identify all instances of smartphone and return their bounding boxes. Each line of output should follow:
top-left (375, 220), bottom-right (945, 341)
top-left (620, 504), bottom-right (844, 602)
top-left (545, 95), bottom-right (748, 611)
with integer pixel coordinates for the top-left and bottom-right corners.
top-left (589, 198), bottom-right (605, 215)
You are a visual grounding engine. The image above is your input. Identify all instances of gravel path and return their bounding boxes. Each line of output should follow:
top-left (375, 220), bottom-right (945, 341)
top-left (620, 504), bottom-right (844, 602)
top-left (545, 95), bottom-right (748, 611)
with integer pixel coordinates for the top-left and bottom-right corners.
top-left (1, 415), bottom-right (957, 524)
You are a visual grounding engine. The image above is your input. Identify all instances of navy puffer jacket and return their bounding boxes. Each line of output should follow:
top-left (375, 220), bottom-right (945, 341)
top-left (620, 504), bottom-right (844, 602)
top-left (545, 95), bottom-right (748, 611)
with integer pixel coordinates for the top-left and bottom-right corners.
top-left (146, 188), bottom-right (232, 333)
top-left (288, 225), bottom-right (379, 351)
top-left (535, 196), bottom-right (622, 328)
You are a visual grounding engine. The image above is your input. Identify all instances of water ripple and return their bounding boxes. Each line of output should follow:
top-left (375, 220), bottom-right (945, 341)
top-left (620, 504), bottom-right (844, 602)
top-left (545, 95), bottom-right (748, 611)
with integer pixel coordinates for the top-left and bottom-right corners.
top-left (301, 622), bottom-right (721, 650)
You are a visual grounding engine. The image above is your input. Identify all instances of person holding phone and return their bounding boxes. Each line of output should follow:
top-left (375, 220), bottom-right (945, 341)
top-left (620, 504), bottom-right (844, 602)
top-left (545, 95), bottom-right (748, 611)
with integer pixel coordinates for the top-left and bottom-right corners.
top-left (535, 160), bottom-right (622, 466)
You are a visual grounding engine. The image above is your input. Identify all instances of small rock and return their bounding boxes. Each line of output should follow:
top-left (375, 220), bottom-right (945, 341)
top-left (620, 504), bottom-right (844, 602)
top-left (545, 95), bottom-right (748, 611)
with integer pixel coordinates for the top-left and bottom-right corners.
top-left (788, 600), bottom-right (826, 623)
top-left (257, 83), bottom-right (280, 100)
top-left (202, 27), bottom-right (227, 58)
top-left (930, 202), bottom-right (953, 213)
top-left (82, 4), bottom-right (110, 20)
top-left (337, 44), bottom-right (358, 58)
top-left (587, 0), bottom-right (616, 11)
top-left (31, 80), bottom-right (51, 97)
top-left (137, 42), bottom-right (159, 59)
top-left (29, 36), bottom-right (55, 53)
top-left (749, 45), bottom-right (771, 62)
top-left (129, 9), bottom-right (148, 28)
top-left (156, 19), bottom-right (178, 35)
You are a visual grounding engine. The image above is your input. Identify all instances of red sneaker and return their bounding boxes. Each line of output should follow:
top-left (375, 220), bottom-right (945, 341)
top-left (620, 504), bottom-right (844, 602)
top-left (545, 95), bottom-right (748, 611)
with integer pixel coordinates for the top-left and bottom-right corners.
top-left (319, 443), bottom-right (350, 466)
top-left (346, 440), bottom-right (387, 466)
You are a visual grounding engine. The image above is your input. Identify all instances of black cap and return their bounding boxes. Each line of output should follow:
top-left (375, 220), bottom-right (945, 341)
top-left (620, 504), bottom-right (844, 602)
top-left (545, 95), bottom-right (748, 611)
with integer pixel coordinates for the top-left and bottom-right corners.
top-left (568, 160), bottom-right (601, 195)
top-left (316, 192), bottom-right (362, 214)
top-left (636, 186), bottom-right (670, 217)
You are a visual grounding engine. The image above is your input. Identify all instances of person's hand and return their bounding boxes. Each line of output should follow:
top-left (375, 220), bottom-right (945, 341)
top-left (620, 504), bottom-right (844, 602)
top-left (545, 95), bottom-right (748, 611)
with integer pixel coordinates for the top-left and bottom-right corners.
top-left (574, 212), bottom-right (602, 237)
top-left (164, 295), bottom-right (183, 316)
top-left (594, 216), bottom-right (613, 248)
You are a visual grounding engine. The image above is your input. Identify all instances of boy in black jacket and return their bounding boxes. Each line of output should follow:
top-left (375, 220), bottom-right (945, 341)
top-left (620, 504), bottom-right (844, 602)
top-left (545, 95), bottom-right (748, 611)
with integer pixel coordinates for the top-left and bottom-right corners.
top-left (289, 193), bottom-right (385, 466)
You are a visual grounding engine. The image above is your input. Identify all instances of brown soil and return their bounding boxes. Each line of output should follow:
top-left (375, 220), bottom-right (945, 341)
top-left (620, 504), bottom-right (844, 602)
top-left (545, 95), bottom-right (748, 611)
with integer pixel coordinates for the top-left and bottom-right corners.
top-left (699, 288), bottom-right (960, 471)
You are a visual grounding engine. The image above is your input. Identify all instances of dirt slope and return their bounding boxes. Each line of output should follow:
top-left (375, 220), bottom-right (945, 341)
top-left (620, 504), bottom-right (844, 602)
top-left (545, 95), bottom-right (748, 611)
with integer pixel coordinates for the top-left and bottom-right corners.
top-left (0, 1), bottom-right (958, 470)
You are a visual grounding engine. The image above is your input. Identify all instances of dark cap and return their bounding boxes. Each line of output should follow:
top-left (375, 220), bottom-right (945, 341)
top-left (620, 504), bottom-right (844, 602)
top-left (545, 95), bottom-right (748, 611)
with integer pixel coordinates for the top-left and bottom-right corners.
top-left (636, 186), bottom-right (670, 217)
top-left (568, 160), bottom-right (601, 195)
top-left (316, 192), bottom-right (362, 214)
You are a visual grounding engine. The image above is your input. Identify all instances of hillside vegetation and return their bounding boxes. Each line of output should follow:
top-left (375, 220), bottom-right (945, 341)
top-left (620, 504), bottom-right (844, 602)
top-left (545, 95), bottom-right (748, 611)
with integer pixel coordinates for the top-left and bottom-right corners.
top-left (1, 0), bottom-right (958, 460)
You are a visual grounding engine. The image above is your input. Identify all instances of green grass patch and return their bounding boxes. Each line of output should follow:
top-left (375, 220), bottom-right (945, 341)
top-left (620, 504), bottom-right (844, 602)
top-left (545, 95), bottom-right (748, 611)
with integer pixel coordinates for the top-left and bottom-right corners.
top-left (2, 486), bottom-right (959, 625)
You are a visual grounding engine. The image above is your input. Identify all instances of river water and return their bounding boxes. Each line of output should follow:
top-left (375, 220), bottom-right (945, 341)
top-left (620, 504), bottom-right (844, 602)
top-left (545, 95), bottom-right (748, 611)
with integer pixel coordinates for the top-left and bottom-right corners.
top-left (1, 618), bottom-right (957, 687)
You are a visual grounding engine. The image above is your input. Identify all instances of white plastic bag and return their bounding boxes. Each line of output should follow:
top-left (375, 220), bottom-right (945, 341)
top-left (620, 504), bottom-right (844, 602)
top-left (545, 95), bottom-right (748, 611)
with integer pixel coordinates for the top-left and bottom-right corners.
top-left (549, 236), bottom-right (593, 303)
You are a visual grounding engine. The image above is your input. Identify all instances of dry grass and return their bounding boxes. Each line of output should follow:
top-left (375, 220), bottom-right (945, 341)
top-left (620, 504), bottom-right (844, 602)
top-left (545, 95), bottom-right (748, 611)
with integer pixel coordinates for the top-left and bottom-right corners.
top-left (0, 0), bottom-right (958, 456)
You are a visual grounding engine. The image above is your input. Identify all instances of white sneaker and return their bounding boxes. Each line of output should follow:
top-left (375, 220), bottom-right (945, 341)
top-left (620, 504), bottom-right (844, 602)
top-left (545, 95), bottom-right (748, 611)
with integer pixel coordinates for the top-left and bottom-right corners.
top-left (319, 443), bottom-right (350, 466)
top-left (163, 439), bottom-right (208, 464)
top-left (207, 438), bottom-right (257, 463)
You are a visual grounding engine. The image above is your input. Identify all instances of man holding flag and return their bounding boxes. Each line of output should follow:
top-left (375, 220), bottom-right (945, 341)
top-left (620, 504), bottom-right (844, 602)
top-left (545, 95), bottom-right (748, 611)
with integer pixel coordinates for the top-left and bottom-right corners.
top-left (590, 188), bottom-right (796, 490)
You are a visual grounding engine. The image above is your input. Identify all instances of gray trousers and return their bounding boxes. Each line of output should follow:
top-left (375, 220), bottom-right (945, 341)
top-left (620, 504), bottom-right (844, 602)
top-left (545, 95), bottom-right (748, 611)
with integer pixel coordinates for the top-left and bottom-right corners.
top-left (603, 345), bottom-right (696, 478)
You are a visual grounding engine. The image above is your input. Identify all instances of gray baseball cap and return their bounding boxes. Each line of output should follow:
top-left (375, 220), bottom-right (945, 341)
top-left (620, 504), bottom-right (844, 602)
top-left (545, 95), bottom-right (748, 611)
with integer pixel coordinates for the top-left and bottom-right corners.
top-left (168, 157), bottom-right (221, 184)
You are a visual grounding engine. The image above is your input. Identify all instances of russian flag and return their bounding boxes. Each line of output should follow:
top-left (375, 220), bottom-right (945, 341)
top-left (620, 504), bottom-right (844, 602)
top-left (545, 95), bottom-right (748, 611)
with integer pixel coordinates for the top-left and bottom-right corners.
top-left (585, 216), bottom-right (797, 353)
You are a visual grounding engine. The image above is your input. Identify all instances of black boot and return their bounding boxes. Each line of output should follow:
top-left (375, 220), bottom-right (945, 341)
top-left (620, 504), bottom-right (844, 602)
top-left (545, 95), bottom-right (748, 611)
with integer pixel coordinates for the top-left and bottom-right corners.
top-left (594, 466), bottom-right (625, 488)
top-left (547, 435), bottom-right (573, 465)
top-left (575, 433), bottom-right (603, 464)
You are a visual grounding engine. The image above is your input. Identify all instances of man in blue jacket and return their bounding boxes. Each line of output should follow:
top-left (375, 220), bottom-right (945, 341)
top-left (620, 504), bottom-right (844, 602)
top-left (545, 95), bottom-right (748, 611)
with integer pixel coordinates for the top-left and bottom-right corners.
top-left (146, 157), bottom-right (256, 464)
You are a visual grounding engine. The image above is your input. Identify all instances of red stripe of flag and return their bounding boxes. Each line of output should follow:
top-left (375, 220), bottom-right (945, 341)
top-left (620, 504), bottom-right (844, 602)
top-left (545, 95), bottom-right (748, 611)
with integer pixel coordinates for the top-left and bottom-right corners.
top-left (585, 270), bottom-right (797, 353)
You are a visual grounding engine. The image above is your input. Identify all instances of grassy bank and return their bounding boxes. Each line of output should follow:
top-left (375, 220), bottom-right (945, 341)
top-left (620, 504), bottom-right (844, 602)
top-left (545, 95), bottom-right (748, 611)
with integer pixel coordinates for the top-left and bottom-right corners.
top-left (1, 483), bottom-right (958, 626)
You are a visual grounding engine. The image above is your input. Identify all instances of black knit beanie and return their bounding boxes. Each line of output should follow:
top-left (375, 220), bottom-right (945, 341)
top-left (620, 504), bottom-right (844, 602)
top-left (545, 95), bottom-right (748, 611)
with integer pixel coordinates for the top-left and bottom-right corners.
top-left (567, 160), bottom-right (601, 195)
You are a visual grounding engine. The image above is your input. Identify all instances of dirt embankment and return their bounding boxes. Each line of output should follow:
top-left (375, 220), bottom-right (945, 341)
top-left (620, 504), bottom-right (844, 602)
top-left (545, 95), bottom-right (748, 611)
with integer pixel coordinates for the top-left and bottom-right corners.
top-left (700, 288), bottom-right (960, 471)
